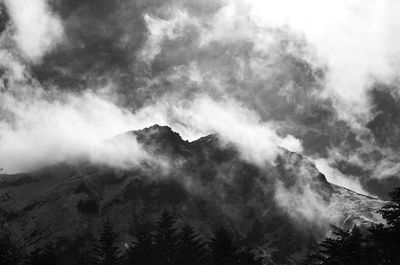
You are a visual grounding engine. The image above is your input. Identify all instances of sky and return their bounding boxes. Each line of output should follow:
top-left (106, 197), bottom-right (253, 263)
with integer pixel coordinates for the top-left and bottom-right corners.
top-left (0, 0), bottom-right (400, 199)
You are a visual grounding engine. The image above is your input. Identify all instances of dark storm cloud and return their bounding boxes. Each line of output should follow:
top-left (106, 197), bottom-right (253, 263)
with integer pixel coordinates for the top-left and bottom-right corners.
top-left (22, 0), bottom-right (336, 130)
top-left (34, 0), bottom-right (147, 91)
top-left (31, 0), bottom-right (225, 108)
top-left (367, 85), bottom-right (400, 150)
top-left (310, 84), bottom-right (400, 199)
top-left (0, 2), bottom-right (9, 34)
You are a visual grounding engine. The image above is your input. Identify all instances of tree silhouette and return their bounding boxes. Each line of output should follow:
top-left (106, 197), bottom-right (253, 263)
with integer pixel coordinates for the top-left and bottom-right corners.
top-left (91, 219), bottom-right (121, 265)
top-left (153, 210), bottom-right (178, 265)
top-left (175, 224), bottom-right (207, 265)
top-left (302, 225), bottom-right (376, 265)
top-left (208, 226), bottom-right (236, 265)
top-left (378, 186), bottom-right (400, 229)
top-left (234, 246), bottom-right (263, 265)
top-left (369, 186), bottom-right (400, 264)
top-left (208, 226), bottom-right (262, 265)
top-left (126, 229), bottom-right (155, 265)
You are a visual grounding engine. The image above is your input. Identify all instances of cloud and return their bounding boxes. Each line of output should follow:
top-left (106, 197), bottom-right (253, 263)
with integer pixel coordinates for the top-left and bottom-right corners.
top-left (0, 88), bottom-right (150, 172)
top-left (132, 96), bottom-right (303, 166)
top-left (0, 78), bottom-right (303, 172)
top-left (241, 0), bottom-right (400, 121)
top-left (314, 158), bottom-right (370, 196)
top-left (273, 151), bottom-right (343, 229)
top-left (0, 0), bottom-right (399, 199)
top-left (4, 0), bottom-right (64, 62)
top-left (275, 180), bottom-right (341, 229)
top-left (0, 0), bottom-right (396, 233)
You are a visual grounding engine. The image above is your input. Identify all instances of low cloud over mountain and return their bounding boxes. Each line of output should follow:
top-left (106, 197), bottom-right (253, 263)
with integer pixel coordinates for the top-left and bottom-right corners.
top-left (0, 125), bottom-right (385, 263)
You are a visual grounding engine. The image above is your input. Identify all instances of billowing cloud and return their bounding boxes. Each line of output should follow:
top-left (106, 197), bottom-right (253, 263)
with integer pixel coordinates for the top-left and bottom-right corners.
top-left (0, 88), bottom-right (150, 172)
top-left (140, 96), bottom-right (303, 165)
top-left (241, 0), bottom-right (400, 121)
top-left (314, 158), bottom-right (370, 196)
top-left (0, 87), bottom-right (302, 172)
top-left (4, 0), bottom-right (64, 62)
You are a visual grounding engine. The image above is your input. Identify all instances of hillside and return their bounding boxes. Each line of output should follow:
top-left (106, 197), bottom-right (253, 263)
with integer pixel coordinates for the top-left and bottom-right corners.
top-left (0, 125), bottom-right (385, 264)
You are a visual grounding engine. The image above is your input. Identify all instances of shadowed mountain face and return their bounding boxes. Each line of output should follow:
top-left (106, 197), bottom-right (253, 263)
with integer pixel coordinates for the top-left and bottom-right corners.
top-left (0, 125), bottom-right (384, 264)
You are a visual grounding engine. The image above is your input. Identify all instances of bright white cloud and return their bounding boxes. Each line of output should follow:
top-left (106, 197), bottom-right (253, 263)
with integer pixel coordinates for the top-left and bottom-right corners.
top-left (0, 88), bottom-right (302, 173)
top-left (0, 89), bottom-right (150, 172)
top-left (134, 96), bottom-right (303, 166)
top-left (4, 0), bottom-right (64, 62)
top-left (275, 179), bottom-right (341, 228)
top-left (314, 158), bottom-right (370, 195)
top-left (202, 0), bottom-right (400, 123)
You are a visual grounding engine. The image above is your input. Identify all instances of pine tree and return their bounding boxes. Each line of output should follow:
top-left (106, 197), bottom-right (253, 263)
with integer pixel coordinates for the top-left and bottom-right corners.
top-left (302, 225), bottom-right (374, 265)
top-left (153, 210), bottom-right (178, 265)
top-left (175, 224), bottom-right (207, 265)
top-left (378, 187), bottom-right (400, 229)
top-left (126, 229), bottom-right (156, 265)
top-left (91, 219), bottom-right (121, 265)
top-left (208, 227), bottom-right (236, 265)
top-left (370, 186), bottom-right (400, 264)
top-left (234, 246), bottom-right (263, 265)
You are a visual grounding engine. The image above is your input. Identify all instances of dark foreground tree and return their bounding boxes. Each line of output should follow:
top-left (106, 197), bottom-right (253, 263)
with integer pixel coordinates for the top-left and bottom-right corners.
top-left (126, 212), bottom-right (262, 265)
top-left (91, 219), bottom-right (121, 265)
top-left (175, 224), bottom-right (207, 265)
top-left (126, 229), bottom-right (155, 265)
top-left (153, 210), bottom-right (178, 265)
top-left (302, 225), bottom-right (374, 265)
top-left (208, 226), bottom-right (261, 265)
top-left (378, 186), bottom-right (400, 229)
top-left (370, 186), bottom-right (400, 264)
top-left (235, 246), bottom-right (263, 265)
top-left (209, 227), bottom-right (236, 265)
top-left (0, 212), bottom-right (264, 265)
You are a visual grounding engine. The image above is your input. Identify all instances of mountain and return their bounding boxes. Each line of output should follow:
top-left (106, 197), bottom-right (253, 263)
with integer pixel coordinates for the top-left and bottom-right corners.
top-left (0, 125), bottom-right (385, 264)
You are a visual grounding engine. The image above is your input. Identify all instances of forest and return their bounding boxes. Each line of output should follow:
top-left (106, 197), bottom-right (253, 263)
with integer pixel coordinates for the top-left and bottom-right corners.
top-left (1, 187), bottom-right (400, 265)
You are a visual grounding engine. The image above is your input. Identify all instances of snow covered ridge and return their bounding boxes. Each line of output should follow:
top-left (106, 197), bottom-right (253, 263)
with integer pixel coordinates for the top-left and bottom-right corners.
top-left (0, 125), bottom-right (385, 263)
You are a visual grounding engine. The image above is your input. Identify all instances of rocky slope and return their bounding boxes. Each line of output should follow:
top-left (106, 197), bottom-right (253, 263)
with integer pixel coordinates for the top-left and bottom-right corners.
top-left (0, 125), bottom-right (385, 264)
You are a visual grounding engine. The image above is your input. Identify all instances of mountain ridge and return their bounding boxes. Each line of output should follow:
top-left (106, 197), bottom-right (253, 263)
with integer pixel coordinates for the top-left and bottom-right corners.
top-left (0, 124), bottom-right (385, 264)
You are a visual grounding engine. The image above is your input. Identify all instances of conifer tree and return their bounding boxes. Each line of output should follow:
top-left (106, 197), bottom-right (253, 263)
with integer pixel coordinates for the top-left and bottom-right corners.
top-left (91, 219), bottom-right (121, 265)
top-left (234, 246), bottom-right (263, 265)
top-left (126, 229), bottom-right (155, 265)
top-left (153, 210), bottom-right (178, 265)
top-left (175, 224), bottom-right (207, 265)
top-left (378, 187), bottom-right (400, 229)
top-left (370, 186), bottom-right (400, 264)
top-left (208, 226), bottom-right (236, 265)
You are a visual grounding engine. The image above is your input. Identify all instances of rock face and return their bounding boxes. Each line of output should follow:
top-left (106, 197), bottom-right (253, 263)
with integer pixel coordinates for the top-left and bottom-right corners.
top-left (0, 125), bottom-right (385, 264)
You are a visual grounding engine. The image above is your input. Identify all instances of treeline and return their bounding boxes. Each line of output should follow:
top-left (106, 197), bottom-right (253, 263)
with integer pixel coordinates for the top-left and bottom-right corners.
top-left (0, 211), bottom-right (262, 265)
top-left (302, 186), bottom-right (400, 265)
top-left (3, 187), bottom-right (400, 265)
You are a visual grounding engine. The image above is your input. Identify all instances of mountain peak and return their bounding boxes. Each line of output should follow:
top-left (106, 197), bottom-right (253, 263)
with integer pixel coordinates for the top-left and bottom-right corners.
top-left (132, 124), bottom-right (189, 155)
top-left (0, 124), bottom-right (386, 264)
